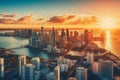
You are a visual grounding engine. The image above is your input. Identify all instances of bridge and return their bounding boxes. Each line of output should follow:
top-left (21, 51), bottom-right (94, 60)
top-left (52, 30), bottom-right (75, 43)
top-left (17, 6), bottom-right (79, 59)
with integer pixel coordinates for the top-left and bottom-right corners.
top-left (100, 52), bottom-right (120, 67)
top-left (67, 41), bottom-right (93, 77)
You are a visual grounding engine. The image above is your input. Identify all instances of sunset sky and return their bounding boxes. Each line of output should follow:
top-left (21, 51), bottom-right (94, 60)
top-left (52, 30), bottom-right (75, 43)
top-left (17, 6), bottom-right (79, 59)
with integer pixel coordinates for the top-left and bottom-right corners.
top-left (0, 0), bottom-right (120, 28)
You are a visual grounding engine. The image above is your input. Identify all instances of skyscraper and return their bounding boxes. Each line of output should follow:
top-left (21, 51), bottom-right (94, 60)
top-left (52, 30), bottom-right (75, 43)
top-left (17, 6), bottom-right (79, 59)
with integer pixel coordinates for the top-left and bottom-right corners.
top-left (22, 64), bottom-right (35, 80)
top-left (98, 60), bottom-right (113, 80)
top-left (49, 27), bottom-right (56, 51)
top-left (61, 29), bottom-right (65, 38)
top-left (0, 58), bottom-right (4, 79)
top-left (18, 55), bottom-right (26, 77)
top-left (92, 62), bottom-right (99, 75)
top-left (47, 72), bottom-right (56, 80)
top-left (31, 57), bottom-right (40, 71)
top-left (76, 67), bottom-right (87, 80)
top-left (54, 65), bottom-right (60, 80)
top-left (87, 52), bottom-right (94, 64)
top-left (66, 29), bottom-right (69, 41)
top-left (84, 30), bottom-right (89, 44)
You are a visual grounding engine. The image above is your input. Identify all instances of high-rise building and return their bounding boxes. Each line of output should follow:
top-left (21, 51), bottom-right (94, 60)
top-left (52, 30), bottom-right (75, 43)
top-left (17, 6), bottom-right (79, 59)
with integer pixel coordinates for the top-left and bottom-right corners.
top-left (61, 29), bottom-right (65, 38)
top-left (84, 30), bottom-right (89, 44)
top-left (54, 65), bottom-right (60, 80)
top-left (29, 36), bottom-right (36, 47)
top-left (87, 52), bottom-right (94, 64)
top-left (76, 67), bottom-right (87, 80)
top-left (18, 56), bottom-right (26, 77)
top-left (98, 60), bottom-right (113, 80)
top-left (49, 27), bottom-right (56, 51)
top-left (60, 64), bottom-right (68, 72)
top-left (22, 64), bottom-right (35, 80)
top-left (47, 72), bottom-right (56, 80)
top-left (92, 62), bottom-right (99, 75)
top-left (0, 58), bottom-right (4, 79)
top-left (41, 26), bottom-right (44, 41)
top-left (31, 57), bottom-right (40, 71)
top-left (28, 29), bottom-right (33, 37)
top-left (66, 29), bottom-right (69, 41)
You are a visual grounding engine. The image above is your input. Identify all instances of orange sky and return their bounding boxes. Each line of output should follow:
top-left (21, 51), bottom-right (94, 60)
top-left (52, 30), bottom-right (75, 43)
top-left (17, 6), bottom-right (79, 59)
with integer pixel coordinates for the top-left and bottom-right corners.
top-left (0, 0), bottom-right (120, 29)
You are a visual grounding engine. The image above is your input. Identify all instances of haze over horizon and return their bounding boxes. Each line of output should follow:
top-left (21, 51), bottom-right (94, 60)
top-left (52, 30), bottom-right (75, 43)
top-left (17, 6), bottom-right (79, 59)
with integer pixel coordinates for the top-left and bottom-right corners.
top-left (0, 0), bottom-right (120, 29)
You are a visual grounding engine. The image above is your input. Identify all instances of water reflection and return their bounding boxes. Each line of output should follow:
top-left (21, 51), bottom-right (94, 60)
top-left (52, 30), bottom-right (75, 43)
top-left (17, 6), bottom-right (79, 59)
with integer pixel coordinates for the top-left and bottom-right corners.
top-left (105, 30), bottom-right (111, 51)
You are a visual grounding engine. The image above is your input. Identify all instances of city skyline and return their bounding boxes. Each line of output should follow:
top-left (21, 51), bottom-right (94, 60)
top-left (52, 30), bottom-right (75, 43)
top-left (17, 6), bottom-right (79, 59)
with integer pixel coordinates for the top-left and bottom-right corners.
top-left (0, 0), bottom-right (120, 28)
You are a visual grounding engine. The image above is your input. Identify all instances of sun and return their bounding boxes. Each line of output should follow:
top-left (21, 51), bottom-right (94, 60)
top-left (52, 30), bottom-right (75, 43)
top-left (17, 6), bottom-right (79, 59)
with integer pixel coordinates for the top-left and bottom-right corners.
top-left (101, 18), bottom-right (116, 29)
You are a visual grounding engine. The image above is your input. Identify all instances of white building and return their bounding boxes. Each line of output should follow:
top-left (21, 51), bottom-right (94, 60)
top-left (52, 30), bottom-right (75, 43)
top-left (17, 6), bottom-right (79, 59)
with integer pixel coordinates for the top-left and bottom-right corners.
top-left (22, 64), bottom-right (35, 80)
top-left (0, 58), bottom-right (4, 79)
top-left (47, 45), bottom-right (52, 53)
top-left (18, 55), bottom-right (26, 77)
top-left (60, 64), bottom-right (68, 72)
top-left (31, 57), bottom-right (40, 71)
top-left (76, 67), bottom-right (87, 80)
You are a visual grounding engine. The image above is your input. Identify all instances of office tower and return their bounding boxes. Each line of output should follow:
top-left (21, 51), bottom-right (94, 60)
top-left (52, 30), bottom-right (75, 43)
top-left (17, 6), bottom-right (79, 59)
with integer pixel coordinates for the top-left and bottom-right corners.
top-left (57, 57), bottom-right (63, 65)
top-left (76, 67), bottom-right (87, 80)
top-left (74, 31), bottom-right (77, 40)
top-left (28, 29), bottom-right (33, 37)
top-left (70, 31), bottom-right (73, 37)
top-left (92, 62), bottom-right (99, 75)
top-left (66, 29), bottom-right (69, 41)
top-left (41, 26), bottom-right (44, 41)
top-left (31, 57), bottom-right (40, 71)
top-left (98, 60), bottom-right (113, 80)
top-left (47, 45), bottom-right (52, 53)
top-left (54, 65), bottom-right (60, 80)
top-left (35, 39), bottom-right (41, 48)
top-left (60, 64), bottom-right (68, 72)
top-left (52, 27), bottom-right (56, 46)
top-left (68, 77), bottom-right (77, 80)
top-left (29, 36), bottom-right (36, 47)
top-left (0, 58), bottom-right (4, 79)
top-left (84, 30), bottom-right (89, 44)
top-left (47, 72), bottom-right (56, 80)
top-left (87, 52), bottom-right (94, 64)
top-left (18, 56), bottom-right (26, 77)
top-left (22, 64), bottom-right (35, 80)
top-left (90, 30), bottom-right (93, 41)
top-left (49, 27), bottom-right (56, 51)
top-left (61, 29), bottom-right (65, 38)
top-left (32, 32), bottom-right (37, 37)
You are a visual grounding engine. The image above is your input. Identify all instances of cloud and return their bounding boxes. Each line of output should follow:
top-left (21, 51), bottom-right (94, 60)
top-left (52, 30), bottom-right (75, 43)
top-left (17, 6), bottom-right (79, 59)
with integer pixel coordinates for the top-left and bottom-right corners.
top-left (0, 14), bottom-right (99, 27)
top-left (48, 15), bottom-right (76, 23)
top-left (0, 15), bottom-right (35, 24)
top-left (0, 18), bottom-right (16, 24)
top-left (48, 15), bottom-right (99, 25)
top-left (37, 18), bottom-right (44, 21)
top-left (17, 15), bottom-right (34, 24)
top-left (0, 14), bottom-right (17, 18)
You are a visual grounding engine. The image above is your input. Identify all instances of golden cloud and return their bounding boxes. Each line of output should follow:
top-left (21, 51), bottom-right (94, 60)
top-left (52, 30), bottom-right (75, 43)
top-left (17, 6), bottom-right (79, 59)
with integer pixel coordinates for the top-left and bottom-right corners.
top-left (0, 18), bottom-right (16, 24)
top-left (48, 15), bottom-right (99, 25)
top-left (0, 14), bottom-right (17, 18)
top-left (17, 15), bottom-right (34, 24)
top-left (48, 15), bottom-right (75, 23)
